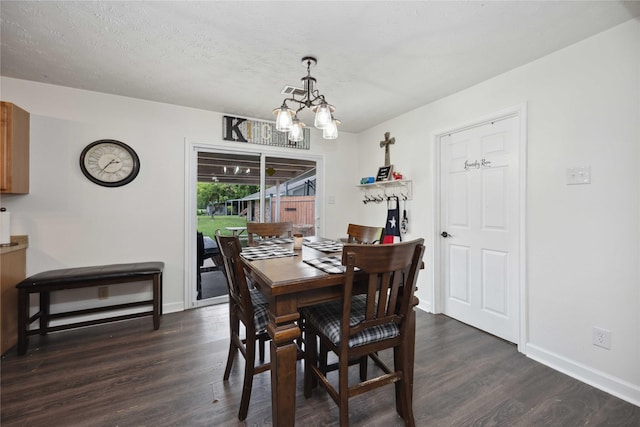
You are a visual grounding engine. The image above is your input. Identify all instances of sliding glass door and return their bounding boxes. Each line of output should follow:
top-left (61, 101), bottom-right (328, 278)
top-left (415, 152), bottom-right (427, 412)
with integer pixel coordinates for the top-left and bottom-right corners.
top-left (187, 144), bottom-right (321, 307)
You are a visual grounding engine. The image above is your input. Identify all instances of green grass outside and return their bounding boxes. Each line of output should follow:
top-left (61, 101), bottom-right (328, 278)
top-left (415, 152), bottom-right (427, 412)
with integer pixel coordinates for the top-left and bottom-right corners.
top-left (197, 214), bottom-right (247, 238)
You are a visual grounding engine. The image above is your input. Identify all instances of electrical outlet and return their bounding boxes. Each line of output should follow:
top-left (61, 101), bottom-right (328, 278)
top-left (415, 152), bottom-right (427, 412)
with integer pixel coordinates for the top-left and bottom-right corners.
top-left (592, 327), bottom-right (611, 350)
top-left (566, 166), bottom-right (591, 185)
top-left (98, 286), bottom-right (109, 299)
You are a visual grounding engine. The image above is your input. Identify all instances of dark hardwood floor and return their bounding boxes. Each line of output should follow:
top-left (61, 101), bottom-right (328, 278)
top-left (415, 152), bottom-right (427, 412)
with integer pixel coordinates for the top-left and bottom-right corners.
top-left (2, 304), bottom-right (638, 426)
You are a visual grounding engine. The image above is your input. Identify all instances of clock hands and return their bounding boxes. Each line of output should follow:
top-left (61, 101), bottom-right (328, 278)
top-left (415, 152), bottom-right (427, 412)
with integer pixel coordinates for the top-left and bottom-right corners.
top-left (101, 158), bottom-right (121, 171)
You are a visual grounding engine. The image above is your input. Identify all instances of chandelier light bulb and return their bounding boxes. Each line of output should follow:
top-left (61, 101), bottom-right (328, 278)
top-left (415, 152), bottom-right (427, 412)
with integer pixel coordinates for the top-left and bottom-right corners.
top-left (322, 117), bottom-right (340, 139)
top-left (313, 102), bottom-right (332, 129)
top-left (289, 117), bottom-right (305, 142)
top-left (274, 106), bottom-right (293, 132)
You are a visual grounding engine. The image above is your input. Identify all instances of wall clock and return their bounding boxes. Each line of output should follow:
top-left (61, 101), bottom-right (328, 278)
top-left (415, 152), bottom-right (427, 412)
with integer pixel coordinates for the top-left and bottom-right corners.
top-left (79, 139), bottom-right (140, 187)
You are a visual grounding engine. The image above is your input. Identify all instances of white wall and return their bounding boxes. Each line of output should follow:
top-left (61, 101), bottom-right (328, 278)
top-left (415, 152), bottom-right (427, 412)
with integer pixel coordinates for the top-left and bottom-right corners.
top-left (0, 78), bottom-right (360, 311)
top-left (355, 19), bottom-right (640, 404)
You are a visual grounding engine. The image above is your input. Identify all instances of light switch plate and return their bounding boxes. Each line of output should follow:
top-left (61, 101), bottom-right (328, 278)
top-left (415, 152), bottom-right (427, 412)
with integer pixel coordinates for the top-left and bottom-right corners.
top-left (566, 166), bottom-right (591, 185)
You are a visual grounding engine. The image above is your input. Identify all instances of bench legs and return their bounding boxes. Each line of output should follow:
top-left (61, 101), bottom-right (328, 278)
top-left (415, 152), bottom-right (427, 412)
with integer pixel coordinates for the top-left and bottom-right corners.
top-left (17, 289), bottom-right (28, 355)
top-left (40, 292), bottom-right (50, 335)
top-left (153, 272), bottom-right (162, 330)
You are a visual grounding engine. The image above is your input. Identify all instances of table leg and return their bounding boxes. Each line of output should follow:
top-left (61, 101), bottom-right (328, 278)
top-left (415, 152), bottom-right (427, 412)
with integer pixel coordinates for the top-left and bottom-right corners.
top-left (267, 314), bottom-right (301, 426)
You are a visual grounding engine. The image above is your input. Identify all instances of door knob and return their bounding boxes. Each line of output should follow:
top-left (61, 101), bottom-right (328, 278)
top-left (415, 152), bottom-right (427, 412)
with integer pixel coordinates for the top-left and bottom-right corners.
top-left (441, 231), bottom-right (451, 238)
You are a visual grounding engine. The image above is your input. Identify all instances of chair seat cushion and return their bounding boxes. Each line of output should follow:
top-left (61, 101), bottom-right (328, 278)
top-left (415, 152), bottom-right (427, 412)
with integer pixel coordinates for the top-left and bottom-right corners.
top-left (250, 289), bottom-right (269, 331)
top-left (303, 295), bottom-right (399, 348)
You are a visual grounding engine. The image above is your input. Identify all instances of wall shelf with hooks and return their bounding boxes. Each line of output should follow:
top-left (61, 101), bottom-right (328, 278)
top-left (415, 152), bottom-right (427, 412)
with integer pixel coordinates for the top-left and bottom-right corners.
top-left (357, 180), bottom-right (412, 203)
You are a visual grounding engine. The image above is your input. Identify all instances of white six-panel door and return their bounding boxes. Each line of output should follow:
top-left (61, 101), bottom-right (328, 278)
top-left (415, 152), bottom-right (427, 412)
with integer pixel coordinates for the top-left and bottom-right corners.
top-left (440, 115), bottom-right (520, 343)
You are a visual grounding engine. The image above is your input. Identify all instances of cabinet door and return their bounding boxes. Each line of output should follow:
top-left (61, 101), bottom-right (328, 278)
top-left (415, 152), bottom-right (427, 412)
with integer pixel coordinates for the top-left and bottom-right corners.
top-left (1, 249), bottom-right (26, 354)
top-left (0, 102), bottom-right (30, 194)
top-left (0, 102), bottom-right (8, 191)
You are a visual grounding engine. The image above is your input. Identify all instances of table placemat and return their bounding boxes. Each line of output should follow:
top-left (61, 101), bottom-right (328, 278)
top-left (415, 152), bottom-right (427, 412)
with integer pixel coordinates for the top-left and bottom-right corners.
top-left (241, 246), bottom-right (298, 261)
top-left (304, 256), bottom-right (360, 274)
top-left (257, 237), bottom-right (294, 245)
top-left (303, 240), bottom-right (344, 253)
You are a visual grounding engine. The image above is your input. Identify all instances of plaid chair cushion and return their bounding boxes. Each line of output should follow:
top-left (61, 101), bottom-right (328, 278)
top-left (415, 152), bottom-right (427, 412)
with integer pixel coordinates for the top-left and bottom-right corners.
top-left (303, 295), bottom-right (399, 348)
top-left (250, 289), bottom-right (269, 331)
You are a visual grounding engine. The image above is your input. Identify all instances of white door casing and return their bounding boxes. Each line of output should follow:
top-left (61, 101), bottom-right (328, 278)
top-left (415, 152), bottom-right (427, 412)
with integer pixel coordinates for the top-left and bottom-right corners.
top-left (439, 113), bottom-right (522, 344)
top-left (184, 140), bottom-right (325, 309)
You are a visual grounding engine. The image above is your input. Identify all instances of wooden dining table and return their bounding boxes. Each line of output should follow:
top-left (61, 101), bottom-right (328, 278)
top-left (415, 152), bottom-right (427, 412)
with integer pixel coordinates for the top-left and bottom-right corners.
top-left (240, 236), bottom-right (419, 426)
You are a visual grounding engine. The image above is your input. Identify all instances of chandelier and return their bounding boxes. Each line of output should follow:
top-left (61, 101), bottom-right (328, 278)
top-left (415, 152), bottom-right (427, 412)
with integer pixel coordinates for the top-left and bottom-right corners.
top-left (272, 56), bottom-right (340, 142)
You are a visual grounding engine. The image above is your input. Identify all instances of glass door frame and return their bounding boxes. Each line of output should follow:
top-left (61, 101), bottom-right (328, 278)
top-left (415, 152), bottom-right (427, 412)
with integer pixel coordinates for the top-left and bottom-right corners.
top-left (184, 139), bottom-right (324, 309)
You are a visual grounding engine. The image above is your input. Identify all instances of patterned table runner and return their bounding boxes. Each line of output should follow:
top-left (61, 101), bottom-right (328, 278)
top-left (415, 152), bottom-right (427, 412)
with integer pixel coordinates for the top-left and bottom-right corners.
top-left (257, 237), bottom-right (294, 245)
top-left (303, 240), bottom-right (344, 253)
top-left (304, 256), bottom-right (360, 274)
top-left (241, 246), bottom-right (297, 261)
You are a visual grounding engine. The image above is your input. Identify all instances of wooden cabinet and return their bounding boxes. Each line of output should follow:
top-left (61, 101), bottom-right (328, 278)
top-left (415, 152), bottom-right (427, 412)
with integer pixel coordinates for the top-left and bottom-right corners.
top-left (1, 102), bottom-right (30, 194)
top-left (1, 236), bottom-right (27, 355)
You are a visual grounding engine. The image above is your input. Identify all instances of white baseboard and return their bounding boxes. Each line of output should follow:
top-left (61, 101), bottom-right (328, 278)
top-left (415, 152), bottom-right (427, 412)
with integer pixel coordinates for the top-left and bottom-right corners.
top-left (417, 301), bottom-right (433, 313)
top-left (162, 301), bottom-right (184, 314)
top-left (526, 343), bottom-right (640, 407)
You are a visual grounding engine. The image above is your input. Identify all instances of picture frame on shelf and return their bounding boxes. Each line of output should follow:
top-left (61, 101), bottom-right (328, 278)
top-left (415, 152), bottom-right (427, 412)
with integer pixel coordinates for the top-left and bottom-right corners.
top-left (376, 164), bottom-right (393, 181)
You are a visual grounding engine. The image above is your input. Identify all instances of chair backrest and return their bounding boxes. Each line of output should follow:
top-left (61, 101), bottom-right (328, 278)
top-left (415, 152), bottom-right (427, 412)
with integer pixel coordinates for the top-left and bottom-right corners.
top-left (340, 239), bottom-right (425, 346)
top-left (215, 232), bottom-right (254, 318)
top-left (197, 231), bottom-right (205, 266)
top-left (346, 223), bottom-right (383, 244)
top-left (246, 221), bottom-right (293, 245)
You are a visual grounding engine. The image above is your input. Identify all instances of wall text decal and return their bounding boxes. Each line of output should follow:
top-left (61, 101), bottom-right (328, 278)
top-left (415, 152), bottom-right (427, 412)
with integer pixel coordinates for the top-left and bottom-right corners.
top-left (222, 115), bottom-right (310, 149)
top-left (464, 158), bottom-right (492, 170)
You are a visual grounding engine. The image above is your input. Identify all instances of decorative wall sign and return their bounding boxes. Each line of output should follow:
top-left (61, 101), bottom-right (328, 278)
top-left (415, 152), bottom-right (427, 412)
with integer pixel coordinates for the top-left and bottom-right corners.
top-left (464, 158), bottom-right (492, 170)
top-left (376, 164), bottom-right (394, 181)
top-left (222, 115), bottom-right (310, 149)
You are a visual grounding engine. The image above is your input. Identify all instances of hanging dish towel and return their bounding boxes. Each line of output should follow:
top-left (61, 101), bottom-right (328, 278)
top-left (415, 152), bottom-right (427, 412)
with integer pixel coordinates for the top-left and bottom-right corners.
top-left (382, 197), bottom-right (402, 244)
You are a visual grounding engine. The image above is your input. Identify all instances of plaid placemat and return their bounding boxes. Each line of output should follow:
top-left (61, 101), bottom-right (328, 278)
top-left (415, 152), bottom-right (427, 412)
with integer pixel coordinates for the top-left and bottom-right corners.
top-left (303, 240), bottom-right (344, 253)
top-left (257, 237), bottom-right (294, 245)
top-left (304, 256), bottom-right (359, 274)
top-left (241, 246), bottom-right (297, 261)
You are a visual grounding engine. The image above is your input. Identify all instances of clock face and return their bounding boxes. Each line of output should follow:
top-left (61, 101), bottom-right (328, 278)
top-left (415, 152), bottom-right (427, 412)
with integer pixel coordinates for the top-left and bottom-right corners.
top-left (80, 140), bottom-right (140, 187)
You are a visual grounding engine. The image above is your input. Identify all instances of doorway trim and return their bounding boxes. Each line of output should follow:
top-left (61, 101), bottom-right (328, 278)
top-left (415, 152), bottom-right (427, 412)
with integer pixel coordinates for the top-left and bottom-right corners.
top-left (432, 103), bottom-right (528, 352)
top-left (184, 138), bottom-right (325, 309)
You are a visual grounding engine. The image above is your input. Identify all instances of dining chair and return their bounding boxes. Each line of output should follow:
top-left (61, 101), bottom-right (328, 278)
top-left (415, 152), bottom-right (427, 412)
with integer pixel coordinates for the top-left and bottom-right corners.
top-left (246, 221), bottom-right (293, 245)
top-left (316, 223), bottom-right (383, 374)
top-left (215, 232), bottom-right (270, 421)
top-left (303, 239), bottom-right (425, 427)
top-left (346, 223), bottom-right (383, 244)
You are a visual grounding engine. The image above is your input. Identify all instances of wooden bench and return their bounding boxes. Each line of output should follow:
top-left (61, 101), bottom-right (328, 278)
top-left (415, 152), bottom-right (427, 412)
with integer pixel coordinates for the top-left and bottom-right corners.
top-left (16, 261), bottom-right (163, 355)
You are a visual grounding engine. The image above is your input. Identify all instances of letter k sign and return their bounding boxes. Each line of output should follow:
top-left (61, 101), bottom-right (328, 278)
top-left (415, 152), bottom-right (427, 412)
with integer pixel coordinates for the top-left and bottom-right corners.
top-left (223, 116), bottom-right (248, 142)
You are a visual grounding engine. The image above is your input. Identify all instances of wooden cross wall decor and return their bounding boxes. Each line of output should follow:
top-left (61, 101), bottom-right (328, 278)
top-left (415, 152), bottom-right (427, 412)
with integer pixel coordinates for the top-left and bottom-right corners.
top-left (379, 132), bottom-right (395, 166)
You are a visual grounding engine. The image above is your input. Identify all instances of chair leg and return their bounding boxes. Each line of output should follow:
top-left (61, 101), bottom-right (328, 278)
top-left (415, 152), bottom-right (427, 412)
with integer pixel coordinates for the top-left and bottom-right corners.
top-left (297, 315), bottom-right (305, 352)
top-left (394, 311), bottom-right (416, 427)
top-left (238, 329), bottom-right (256, 421)
top-left (304, 325), bottom-right (318, 398)
top-left (258, 334), bottom-right (266, 363)
top-left (338, 355), bottom-right (350, 427)
top-left (359, 356), bottom-right (368, 381)
top-left (319, 342), bottom-right (328, 374)
top-left (223, 311), bottom-right (240, 381)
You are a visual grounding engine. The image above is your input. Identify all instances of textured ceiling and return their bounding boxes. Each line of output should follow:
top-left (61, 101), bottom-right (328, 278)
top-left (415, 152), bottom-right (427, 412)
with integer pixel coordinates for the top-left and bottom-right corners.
top-left (1, 1), bottom-right (639, 133)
